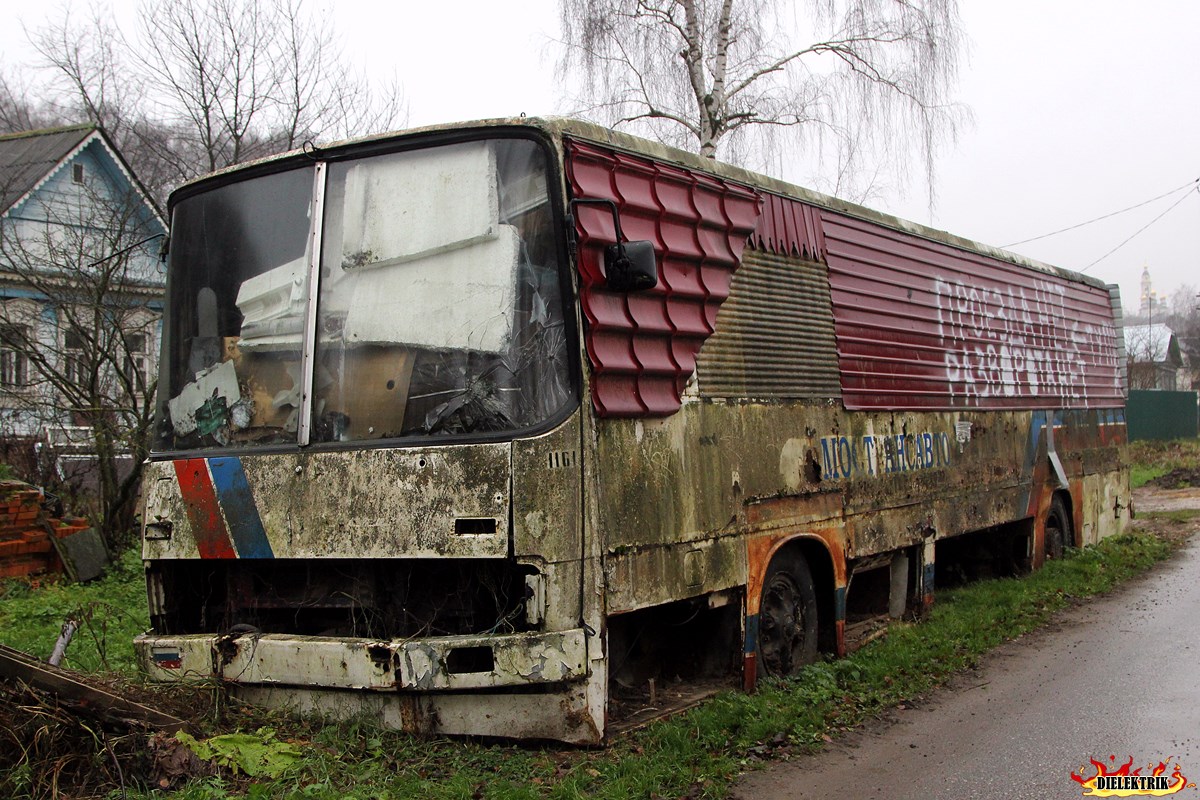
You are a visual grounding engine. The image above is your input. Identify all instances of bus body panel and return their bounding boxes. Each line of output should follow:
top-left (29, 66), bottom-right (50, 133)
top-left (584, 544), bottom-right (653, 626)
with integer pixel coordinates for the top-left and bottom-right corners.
top-left (138, 118), bottom-right (1129, 744)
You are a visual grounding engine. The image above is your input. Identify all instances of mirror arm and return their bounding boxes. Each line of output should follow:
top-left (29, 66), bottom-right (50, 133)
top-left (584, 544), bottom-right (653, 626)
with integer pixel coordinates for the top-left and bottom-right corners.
top-left (567, 197), bottom-right (658, 292)
top-left (568, 197), bottom-right (630, 258)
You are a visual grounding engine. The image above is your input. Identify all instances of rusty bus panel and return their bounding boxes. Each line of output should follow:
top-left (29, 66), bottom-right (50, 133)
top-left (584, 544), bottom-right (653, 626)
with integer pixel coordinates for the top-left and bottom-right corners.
top-left (695, 249), bottom-right (842, 400)
top-left (138, 117), bottom-right (1129, 744)
top-left (135, 629), bottom-right (587, 691)
top-left (142, 443), bottom-right (512, 561)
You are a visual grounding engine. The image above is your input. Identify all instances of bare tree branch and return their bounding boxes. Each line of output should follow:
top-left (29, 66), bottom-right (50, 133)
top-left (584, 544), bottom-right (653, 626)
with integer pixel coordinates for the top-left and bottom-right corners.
top-left (16, 0), bottom-right (407, 204)
top-left (557, 0), bottom-right (969, 202)
top-left (0, 174), bottom-right (162, 548)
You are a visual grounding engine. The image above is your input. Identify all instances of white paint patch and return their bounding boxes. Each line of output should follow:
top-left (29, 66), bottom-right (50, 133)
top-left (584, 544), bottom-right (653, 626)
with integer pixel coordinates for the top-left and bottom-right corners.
top-left (779, 437), bottom-right (807, 492)
top-left (523, 510), bottom-right (547, 540)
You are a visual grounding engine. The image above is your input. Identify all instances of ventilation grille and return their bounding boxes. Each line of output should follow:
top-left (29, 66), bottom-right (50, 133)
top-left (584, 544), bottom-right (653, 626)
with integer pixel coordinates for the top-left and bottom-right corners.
top-left (696, 248), bottom-right (841, 399)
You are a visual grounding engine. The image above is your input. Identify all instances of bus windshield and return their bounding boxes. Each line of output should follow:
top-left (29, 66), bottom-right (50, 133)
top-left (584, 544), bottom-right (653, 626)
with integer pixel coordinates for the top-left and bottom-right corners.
top-left (156, 137), bottom-right (573, 450)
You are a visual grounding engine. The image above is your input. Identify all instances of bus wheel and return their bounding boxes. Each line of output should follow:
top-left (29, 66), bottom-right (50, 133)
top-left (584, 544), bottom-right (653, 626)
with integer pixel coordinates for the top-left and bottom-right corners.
top-left (757, 551), bottom-right (819, 677)
top-left (1044, 495), bottom-right (1073, 561)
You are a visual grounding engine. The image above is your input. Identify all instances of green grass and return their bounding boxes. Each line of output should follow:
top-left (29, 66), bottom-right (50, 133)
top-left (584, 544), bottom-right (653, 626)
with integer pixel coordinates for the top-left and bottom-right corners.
top-left (1127, 438), bottom-right (1200, 488)
top-left (0, 546), bottom-right (148, 674)
top-left (0, 525), bottom-right (1183, 800)
top-left (87, 531), bottom-right (1169, 800)
top-left (1130, 464), bottom-right (1167, 488)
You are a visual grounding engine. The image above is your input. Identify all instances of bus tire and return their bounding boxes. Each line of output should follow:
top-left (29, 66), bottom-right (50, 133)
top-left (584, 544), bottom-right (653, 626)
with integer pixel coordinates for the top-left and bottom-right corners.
top-left (757, 550), bottom-right (819, 677)
top-left (1044, 494), bottom-right (1073, 561)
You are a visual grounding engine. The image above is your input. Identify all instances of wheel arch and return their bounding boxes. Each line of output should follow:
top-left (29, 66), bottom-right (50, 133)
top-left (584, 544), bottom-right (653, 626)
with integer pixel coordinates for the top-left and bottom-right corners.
top-left (1052, 487), bottom-right (1077, 547)
top-left (745, 530), bottom-right (845, 688)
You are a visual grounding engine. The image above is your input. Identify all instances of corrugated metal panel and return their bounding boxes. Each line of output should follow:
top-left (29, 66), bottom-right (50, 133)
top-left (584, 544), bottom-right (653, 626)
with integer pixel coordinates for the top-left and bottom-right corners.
top-left (1108, 284), bottom-right (1128, 398)
top-left (696, 248), bottom-right (841, 399)
top-left (750, 193), bottom-right (827, 261)
top-left (564, 139), bottom-right (762, 417)
top-left (822, 212), bottom-right (1125, 410)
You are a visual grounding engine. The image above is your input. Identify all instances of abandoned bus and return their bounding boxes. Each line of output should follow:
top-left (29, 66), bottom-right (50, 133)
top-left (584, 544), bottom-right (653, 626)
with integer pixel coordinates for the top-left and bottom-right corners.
top-left (136, 118), bottom-right (1130, 744)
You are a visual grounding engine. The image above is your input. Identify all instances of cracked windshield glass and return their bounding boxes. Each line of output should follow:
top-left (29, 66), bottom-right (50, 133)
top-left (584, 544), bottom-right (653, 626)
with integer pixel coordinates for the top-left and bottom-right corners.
top-left (157, 138), bottom-right (572, 450)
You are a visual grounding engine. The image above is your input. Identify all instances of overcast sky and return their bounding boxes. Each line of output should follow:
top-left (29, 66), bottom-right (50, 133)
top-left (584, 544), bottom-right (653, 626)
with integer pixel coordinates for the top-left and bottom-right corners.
top-left (3, 0), bottom-right (1197, 314)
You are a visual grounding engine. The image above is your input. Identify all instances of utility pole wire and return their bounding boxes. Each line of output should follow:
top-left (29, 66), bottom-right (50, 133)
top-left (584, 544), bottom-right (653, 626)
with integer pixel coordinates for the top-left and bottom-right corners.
top-left (1080, 185), bottom-right (1199, 272)
top-left (1002, 176), bottom-right (1200, 248)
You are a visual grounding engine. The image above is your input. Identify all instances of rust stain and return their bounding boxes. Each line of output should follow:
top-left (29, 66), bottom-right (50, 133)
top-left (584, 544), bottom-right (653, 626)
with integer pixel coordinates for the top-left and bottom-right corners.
top-left (746, 491), bottom-right (842, 527)
top-left (745, 527), bottom-right (847, 617)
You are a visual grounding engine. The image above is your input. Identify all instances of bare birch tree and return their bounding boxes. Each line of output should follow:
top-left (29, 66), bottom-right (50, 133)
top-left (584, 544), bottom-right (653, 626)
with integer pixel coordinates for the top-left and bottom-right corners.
top-left (558, 0), bottom-right (966, 198)
top-left (24, 0), bottom-right (405, 201)
top-left (1164, 284), bottom-right (1200, 389)
top-left (27, 8), bottom-right (134, 141)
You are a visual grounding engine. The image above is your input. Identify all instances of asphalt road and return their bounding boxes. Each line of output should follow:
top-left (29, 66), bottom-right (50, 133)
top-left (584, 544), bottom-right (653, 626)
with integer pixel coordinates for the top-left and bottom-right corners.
top-left (732, 530), bottom-right (1200, 800)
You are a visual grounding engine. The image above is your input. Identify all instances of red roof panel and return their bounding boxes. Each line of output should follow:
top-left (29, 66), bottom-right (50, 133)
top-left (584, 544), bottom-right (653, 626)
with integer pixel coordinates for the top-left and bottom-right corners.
top-left (568, 150), bottom-right (1123, 415)
top-left (565, 139), bottom-right (762, 418)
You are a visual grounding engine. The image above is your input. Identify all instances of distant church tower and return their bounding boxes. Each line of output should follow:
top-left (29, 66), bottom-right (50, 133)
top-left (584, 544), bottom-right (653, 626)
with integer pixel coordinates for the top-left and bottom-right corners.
top-left (1139, 266), bottom-right (1158, 318)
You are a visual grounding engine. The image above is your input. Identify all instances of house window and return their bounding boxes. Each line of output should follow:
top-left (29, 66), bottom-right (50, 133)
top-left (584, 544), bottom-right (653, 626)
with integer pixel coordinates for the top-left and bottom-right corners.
top-left (72, 163), bottom-right (85, 184)
top-left (0, 325), bottom-right (29, 388)
top-left (64, 330), bottom-right (86, 385)
top-left (124, 333), bottom-right (149, 382)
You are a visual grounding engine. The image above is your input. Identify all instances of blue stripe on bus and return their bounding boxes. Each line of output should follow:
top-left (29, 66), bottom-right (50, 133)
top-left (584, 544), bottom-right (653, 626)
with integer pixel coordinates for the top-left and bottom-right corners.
top-left (1023, 409), bottom-right (1046, 477)
top-left (744, 614), bottom-right (759, 654)
top-left (208, 457), bottom-right (274, 558)
top-left (1018, 409), bottom-right (1051, 513)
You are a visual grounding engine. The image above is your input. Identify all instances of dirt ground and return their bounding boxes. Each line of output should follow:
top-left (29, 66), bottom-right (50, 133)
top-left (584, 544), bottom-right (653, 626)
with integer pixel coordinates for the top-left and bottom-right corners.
top-left (1146, 467), bottom-right (1200, 492)
top-left (1132, 484), bottom-right (1200, 516)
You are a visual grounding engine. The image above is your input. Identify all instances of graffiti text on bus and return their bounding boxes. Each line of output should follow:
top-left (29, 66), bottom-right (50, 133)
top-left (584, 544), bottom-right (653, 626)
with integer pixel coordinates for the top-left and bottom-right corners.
top-left (933, 277), bottom-right (1120, 403)
top-left (819, 432), bottom-right (953, 480)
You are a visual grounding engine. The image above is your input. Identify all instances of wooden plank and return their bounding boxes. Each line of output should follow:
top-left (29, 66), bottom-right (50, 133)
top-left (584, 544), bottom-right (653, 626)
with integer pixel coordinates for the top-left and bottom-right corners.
top-left (608, 677), bottom-right (732, 736)
top-left (0, 643), bottom-right (189, 733)
top-left (844, 615), bottom-right (891, 653)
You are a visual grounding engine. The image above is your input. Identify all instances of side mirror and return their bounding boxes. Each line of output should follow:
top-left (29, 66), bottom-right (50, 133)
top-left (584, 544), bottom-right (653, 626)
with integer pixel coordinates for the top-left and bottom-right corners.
top-left (570, 198), bottom-right (659, 292)
top-left (605, 240), bottom-right (658, 292)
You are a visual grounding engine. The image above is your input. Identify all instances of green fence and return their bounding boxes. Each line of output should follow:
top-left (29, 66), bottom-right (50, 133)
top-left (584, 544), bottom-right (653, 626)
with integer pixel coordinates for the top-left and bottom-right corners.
top-left (1127, 390), bottom-right (1200, 441)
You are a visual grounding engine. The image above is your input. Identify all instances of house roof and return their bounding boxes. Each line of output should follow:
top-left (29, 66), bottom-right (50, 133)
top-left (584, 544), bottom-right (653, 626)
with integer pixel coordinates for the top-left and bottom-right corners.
top-left (0, 124), bottom-right (95, 213)
top-left (1124, 323), bottom-right (1183, 367)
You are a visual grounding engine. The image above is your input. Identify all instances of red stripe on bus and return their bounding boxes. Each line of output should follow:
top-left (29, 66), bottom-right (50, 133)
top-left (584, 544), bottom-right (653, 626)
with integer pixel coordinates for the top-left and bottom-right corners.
top-left (173, 459), bottom-right (237, 559)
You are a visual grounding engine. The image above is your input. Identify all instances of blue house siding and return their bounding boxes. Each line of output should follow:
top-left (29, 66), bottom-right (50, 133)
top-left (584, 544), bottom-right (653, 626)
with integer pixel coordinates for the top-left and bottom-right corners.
top-left (0, 126), bottom-right (166, 441)
top-left (5, 134), bottom-right (165, 286)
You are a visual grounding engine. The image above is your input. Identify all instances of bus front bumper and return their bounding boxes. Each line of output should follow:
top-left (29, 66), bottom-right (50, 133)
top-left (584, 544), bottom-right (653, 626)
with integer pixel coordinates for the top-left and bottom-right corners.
top-left (134, 628), bottom-right (588, 691)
